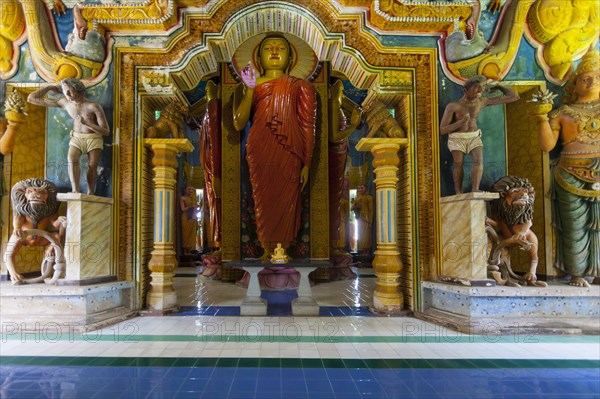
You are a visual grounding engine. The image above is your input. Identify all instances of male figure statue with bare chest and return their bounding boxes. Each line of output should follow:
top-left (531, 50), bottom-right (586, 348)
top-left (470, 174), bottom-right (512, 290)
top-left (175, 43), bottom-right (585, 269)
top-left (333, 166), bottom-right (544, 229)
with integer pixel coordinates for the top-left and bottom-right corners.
top-left (28, 78), bottom-right (110, 194)
top-left (440, 75), bottom-right (519, 194)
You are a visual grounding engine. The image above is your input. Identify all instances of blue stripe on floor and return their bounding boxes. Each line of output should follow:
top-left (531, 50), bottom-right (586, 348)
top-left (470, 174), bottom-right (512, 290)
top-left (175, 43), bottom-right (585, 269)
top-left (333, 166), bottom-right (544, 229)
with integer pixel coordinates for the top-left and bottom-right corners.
top-left (1, 365), bottom-right (598, 399)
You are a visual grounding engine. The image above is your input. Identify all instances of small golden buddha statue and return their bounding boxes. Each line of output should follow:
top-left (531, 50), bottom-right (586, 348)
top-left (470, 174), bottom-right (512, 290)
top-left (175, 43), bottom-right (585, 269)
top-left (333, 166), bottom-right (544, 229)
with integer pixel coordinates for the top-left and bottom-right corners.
top-left (270, 243), bottom-right (289, 264)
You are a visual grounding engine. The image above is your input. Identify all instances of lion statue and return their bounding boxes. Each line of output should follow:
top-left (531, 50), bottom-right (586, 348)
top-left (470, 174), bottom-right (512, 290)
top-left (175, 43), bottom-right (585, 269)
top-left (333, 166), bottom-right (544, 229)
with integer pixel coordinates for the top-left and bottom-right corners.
top-left (145, 102), bottom-right (188, 139)
top-left (486, 175), bottom-right (546, 287)
top-left (5, 178), bottom-right (66, 285)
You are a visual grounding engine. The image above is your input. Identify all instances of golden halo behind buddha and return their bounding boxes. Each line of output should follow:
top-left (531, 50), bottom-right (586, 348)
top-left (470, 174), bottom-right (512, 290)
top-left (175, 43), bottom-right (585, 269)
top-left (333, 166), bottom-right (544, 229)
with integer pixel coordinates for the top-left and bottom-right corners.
top-left (232, 33), bottom-right (319, 80)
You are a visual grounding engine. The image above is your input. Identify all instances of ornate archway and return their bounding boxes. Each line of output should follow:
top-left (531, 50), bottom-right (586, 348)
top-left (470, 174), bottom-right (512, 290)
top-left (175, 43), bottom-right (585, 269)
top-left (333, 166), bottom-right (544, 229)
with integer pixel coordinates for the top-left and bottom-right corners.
top-left (115, 1), bottom-right (440, 310)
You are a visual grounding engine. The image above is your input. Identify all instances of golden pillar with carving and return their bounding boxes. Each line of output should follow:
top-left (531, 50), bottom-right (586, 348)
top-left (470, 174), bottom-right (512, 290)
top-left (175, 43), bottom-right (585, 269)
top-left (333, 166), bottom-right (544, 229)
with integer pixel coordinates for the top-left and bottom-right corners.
top-left (144, 139), bottom-right (194, 312)
top-left (356, 138), bottom-right (408, 314)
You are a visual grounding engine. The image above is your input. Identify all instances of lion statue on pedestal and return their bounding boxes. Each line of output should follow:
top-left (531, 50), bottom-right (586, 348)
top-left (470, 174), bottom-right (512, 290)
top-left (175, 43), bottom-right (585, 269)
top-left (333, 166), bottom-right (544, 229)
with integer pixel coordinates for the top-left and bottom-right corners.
top-left (486, 175), bottom-right (547, 287)
top-left (5, 178), bottom-right (66, 285)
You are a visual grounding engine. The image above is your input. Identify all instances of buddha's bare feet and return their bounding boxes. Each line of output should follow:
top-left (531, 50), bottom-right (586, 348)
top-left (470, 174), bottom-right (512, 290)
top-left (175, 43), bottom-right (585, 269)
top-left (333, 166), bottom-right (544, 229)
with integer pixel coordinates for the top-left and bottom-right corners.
top-left (569, 276), bottom-right (590, 288)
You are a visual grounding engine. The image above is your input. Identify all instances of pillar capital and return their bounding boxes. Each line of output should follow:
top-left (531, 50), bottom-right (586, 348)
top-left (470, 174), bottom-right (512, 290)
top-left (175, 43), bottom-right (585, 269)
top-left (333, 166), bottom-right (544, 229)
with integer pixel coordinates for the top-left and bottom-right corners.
top-left (144, 138), bottom-right (195, 153)
top-left (355, 138), bottom-right (408, 153)
top-left (145, 139), bottom-right (194, 169)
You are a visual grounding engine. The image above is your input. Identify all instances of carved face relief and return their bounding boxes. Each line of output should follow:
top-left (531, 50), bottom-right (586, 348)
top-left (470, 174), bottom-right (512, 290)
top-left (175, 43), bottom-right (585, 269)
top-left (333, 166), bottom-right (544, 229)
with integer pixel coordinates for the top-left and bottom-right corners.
top-left (575, 71), bottom-right (600, 100)
top-left (25, 187), bottom-right (49, 205)
top-left (259, 38), bottom-right (290, 72)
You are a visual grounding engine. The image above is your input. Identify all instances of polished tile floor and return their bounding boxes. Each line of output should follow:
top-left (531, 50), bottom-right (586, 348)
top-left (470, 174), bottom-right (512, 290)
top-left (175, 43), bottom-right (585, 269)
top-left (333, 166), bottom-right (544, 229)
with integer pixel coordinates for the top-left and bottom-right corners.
top-left (1, 269), bottom-right (599, 398)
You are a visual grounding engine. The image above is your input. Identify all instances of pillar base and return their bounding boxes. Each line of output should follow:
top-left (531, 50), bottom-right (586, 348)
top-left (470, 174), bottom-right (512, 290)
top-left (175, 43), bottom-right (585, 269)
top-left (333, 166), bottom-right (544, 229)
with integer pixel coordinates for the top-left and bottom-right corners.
top-left (372, 294), bottom-right (404, 315)
top-left (147, 292), bottom-right (178, 311)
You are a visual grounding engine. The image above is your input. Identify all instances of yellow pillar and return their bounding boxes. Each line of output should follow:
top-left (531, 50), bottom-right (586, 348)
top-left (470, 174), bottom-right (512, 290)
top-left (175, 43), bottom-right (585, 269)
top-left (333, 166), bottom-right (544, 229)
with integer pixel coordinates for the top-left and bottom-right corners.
top-left (356, 138), bottom-right (408, 314)
top-left (144, 139), bottom-right (194, 312)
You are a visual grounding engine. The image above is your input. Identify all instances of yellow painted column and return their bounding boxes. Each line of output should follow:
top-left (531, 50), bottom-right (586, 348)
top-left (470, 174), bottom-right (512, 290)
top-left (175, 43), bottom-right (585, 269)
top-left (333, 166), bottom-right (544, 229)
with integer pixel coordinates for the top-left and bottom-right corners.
top-left (145, 139), bottom-right (194, 312)
top-left (356, 138), bottom-right (408, 314)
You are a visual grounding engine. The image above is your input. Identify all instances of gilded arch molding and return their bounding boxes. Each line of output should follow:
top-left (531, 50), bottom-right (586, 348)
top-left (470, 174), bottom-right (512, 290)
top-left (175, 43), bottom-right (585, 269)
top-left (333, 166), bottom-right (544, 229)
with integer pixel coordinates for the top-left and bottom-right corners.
top-left (116, 0), bottom-right (439, 291)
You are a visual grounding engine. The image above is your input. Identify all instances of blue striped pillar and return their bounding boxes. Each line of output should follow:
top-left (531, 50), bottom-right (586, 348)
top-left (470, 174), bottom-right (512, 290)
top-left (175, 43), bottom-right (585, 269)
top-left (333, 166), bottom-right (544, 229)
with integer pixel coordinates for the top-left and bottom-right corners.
top-left (145, 139), bottom-right (194, 313)
top-left (356, 138), bottom-right (408, 314)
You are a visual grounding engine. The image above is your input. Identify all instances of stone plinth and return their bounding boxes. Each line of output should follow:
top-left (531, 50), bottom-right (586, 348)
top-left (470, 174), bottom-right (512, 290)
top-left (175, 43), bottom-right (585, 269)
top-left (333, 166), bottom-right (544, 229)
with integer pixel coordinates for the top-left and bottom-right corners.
top-left (58, 193), bottom-right (114, 284)
top-left (419, 281), bottom-right (600, 334)
top-left (0, 281), bottom-right (135, 332)
top-left (440, 192), bottom-right (498, 284)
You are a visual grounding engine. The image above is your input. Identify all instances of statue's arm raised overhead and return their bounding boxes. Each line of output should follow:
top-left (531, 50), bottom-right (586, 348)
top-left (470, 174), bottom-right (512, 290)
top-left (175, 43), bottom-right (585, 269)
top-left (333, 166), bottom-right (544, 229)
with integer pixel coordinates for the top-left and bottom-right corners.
top-left (484, 82), bottom-right (520, 106)
top-left (27, 84), bottom-right (65, 108)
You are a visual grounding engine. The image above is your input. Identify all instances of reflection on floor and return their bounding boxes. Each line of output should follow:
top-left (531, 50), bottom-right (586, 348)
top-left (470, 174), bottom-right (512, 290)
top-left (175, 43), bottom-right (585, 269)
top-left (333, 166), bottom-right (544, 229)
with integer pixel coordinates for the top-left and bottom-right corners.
top-left (1, 268), bottom-right (599, 398)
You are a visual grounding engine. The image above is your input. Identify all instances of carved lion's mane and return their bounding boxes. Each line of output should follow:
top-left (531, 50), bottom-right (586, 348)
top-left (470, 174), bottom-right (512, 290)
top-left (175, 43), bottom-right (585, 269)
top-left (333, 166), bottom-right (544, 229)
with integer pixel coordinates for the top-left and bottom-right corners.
top-left (490, 176), bottom-right (535, 226)
top-left (11, 178), bottom-right (60, 228)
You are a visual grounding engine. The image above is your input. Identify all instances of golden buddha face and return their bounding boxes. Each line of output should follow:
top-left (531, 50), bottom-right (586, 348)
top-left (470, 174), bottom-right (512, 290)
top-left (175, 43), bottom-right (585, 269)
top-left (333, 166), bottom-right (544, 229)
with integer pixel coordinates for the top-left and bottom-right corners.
top-left (259, 37), bottom-right (290, 72)
top-left (574, 70), bottom-right (600, 100)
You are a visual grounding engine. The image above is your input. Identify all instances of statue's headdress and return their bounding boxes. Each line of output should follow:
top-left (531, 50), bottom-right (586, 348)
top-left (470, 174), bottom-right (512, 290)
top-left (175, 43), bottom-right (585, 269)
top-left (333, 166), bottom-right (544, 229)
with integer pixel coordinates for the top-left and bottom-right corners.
top-left (564, 47), bottom-right (599, 103)
top-left (573, 47), bottom-right (599, 80)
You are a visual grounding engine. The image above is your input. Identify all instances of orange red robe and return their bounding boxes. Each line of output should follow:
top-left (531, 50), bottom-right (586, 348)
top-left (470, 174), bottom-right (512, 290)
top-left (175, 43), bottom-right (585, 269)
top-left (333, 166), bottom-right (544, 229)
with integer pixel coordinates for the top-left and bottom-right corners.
top-left (246, 75), bottom-right (316, 245)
